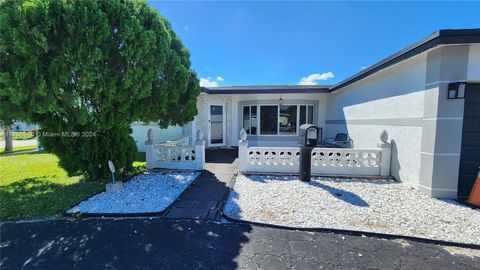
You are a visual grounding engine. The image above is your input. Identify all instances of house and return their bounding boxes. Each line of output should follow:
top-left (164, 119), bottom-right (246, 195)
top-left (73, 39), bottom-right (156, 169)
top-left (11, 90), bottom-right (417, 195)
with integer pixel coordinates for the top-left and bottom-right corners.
top-left (177, 28), bottom-right (480, 199)
top-left (11, 121), bottom-right (37, 132)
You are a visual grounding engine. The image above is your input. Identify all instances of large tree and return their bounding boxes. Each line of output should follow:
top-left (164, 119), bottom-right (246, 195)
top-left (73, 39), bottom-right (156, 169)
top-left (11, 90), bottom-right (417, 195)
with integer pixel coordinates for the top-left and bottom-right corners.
top-left (0, 0), bottom-right (200, 178)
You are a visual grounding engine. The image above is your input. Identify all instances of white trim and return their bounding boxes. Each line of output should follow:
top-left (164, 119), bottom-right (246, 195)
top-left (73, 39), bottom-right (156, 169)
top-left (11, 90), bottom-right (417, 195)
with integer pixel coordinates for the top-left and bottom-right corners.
top-left (424, 80), bottom-right (467, 87)
top-left (418, 186), bottom-right (458, 192)
top-left (417, 184), bottom-right (458, 198)
top-left (420, 152), bottom-right (461, 156)
top-left (207, 103), bottom-right (227, 147)
top-left (422, 117), bottom-right (463, 121)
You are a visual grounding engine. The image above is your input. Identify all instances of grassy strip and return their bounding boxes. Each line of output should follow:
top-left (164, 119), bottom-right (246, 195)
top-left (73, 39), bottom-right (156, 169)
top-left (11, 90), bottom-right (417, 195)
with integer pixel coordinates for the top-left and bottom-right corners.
top-left (0, 145), bottom-right (38, 154)
top-left (0, 152), bottom-right (146, 220)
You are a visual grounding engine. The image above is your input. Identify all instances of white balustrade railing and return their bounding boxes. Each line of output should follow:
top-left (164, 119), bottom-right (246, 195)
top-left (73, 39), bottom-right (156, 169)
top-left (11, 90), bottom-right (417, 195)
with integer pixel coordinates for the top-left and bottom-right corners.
top-left (146, 129), bottom-right (205, 170)
top-left (161, 136), bottom-right (190, 147)
top-left (238, 129), bottom-right (392, 176)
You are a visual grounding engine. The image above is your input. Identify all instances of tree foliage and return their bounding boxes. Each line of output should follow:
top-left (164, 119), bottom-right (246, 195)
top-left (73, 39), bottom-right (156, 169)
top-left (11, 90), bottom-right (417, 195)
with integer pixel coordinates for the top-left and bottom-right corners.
top-left (0, 0), bottom-right (200, 178)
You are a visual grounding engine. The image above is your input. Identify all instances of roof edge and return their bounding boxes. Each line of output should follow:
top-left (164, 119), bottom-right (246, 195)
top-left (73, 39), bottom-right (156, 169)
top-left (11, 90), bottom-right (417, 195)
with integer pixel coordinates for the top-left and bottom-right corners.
top-left (199, 28), bottom-right (480, 95)
top-left (201, 85), bottom-right (330, 94)
top-left (330, 28), bottom-right (480, 92)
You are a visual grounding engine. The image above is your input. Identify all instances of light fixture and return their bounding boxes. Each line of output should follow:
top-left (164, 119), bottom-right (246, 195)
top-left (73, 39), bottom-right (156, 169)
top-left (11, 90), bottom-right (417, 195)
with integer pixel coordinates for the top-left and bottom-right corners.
top-left (448, 82), bottom-right (466, 99)
top-left (279, 98), bottom-right (283, 104)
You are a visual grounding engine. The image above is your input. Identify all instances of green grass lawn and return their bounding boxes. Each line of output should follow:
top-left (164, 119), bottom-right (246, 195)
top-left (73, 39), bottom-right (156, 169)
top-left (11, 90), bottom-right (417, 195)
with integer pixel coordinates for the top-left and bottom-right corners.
top-left (0, 145), bottom-right (38, 154)
top-left (0, 151), bottom-right (146, 220)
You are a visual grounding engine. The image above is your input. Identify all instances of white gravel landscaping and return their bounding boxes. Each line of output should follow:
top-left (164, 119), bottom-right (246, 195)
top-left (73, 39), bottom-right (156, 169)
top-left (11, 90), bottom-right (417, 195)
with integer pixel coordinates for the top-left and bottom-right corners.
top-left (67, 170), bottom-right (200, 214)
top-left (224, 174), bottom-right (480, 245)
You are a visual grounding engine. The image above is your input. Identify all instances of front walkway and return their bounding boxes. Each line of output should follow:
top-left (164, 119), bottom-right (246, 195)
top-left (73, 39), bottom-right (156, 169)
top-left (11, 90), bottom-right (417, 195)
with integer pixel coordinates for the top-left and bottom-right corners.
top-left (163, 148), bottom-right (238, 220)
top-left (1, 218), bottom-right (479, 269)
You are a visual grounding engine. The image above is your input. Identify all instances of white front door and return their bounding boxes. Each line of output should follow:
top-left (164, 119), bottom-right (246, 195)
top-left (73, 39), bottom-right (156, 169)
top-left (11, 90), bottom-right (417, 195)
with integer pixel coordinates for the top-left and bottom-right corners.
top-left (208, 104), bottom-right (226, 147)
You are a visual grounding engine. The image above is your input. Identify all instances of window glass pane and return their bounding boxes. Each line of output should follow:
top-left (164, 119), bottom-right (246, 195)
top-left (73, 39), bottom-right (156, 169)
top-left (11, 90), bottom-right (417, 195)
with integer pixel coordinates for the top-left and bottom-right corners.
top-left (299, 105), bottom-right (306, 126)
top-left (251, 106), bottom-right (257, 135)
top-left (243, 106), bottom-right (250, 134)
top-left (279, 105), bottom-right (297, 135)
top-left (307, 106), bottom-right (314, 124)
top-left (210, 105), bottom-right (222, 115)
top-left (210, 105), bottom-right (223, 144)
top-left (260, 105), bottom-right (278, 135)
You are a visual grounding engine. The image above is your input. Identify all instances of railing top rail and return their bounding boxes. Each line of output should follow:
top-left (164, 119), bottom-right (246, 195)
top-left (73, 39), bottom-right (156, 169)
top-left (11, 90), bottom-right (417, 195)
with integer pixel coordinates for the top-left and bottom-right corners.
top-left (157, 137), bottom-right (189, 147)
top-left (246, 146), bottom-right (380, 152)
top-left (153, 145), bottom-right (194, 150)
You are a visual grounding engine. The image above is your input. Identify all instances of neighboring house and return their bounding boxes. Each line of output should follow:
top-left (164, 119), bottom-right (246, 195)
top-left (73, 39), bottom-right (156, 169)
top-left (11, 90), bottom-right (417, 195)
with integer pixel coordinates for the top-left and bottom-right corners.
top-left (12, 121), bottom-right (37, 132)
top-left (179, 28), bottom-right (480, 199)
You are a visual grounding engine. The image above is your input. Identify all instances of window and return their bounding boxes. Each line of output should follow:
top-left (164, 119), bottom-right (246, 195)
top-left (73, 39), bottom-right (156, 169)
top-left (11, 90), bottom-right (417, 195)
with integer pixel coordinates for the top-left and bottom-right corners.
top-left (243, 106), bottom-right (250, 134)
top-left (242, 105), bottom-right (258, 135)
top-left (299, 105), bottom-right (314, 126)
top-left (251, 106), bottom-right (257, 134)
top-left (260, 106), bottom-right (278, 135)
top-left (243, 104), bottom-right (314, 136)
top-left (279, 105), bottom-right (297, 135)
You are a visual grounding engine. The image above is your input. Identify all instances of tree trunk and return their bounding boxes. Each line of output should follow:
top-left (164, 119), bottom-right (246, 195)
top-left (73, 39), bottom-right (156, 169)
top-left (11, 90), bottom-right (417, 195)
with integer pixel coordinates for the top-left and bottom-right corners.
top-left (4, 125), bottom-right (13, 152)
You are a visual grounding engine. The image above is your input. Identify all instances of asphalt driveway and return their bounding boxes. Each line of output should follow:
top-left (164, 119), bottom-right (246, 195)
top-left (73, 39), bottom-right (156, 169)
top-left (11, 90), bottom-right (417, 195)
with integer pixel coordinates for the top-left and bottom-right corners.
top-left (1, 218), bottom-right (479, 269)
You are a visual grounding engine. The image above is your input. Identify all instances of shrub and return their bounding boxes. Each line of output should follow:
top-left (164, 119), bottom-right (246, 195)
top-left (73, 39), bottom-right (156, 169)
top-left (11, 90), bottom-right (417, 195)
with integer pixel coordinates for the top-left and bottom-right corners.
top-left (0, 0), bottom-right (199, 179)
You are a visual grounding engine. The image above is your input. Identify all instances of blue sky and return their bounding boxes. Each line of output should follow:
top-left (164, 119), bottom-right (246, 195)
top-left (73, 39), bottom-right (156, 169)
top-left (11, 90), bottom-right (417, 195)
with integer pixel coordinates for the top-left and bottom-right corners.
top-left (148, 1), bottom-right (480, 87)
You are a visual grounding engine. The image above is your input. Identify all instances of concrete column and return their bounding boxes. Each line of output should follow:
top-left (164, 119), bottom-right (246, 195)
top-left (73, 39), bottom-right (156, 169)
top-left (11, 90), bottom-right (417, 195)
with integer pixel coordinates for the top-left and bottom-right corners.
top-left (145, 128), bottom-right (154, 170)
top-left (419, 45), bottom-right (469, 198)
top-left (238, 129), bottom-right (248, 173)
top-left (194, 129), bottom-right (205, 170)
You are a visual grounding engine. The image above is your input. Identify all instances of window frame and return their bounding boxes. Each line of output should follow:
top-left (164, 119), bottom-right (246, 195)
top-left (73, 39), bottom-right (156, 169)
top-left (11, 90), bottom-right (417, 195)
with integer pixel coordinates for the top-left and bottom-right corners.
top-left (242, 103), bottom-right (315, 137)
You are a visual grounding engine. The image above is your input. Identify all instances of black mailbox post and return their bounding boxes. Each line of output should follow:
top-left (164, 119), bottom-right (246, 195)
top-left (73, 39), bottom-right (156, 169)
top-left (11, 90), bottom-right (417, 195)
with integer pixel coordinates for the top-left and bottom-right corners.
top-left (299, 124), bottom-right (320, 181)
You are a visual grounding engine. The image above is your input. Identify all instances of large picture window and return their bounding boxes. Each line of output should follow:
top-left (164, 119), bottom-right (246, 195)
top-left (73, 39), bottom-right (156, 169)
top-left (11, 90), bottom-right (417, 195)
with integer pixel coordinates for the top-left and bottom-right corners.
top-left (260, 106), bottom-right (278, 135)
top-left (279, 105), bottom-right (297, 135)
top-left (242, 104), bottom-right (314, 136)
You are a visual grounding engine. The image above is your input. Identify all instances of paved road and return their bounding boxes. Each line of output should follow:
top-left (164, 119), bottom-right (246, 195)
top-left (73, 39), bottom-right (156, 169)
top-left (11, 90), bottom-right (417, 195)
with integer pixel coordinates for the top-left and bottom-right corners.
top-left (1, 218), bottom-right (479, 269)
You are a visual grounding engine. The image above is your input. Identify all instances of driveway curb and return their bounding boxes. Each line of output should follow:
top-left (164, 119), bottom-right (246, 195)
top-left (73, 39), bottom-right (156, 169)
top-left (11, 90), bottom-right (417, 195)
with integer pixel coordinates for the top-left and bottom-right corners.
top-left (62, 170), bottom-right (201, 220)
top-left (221, 206), bottom-right (480, 250)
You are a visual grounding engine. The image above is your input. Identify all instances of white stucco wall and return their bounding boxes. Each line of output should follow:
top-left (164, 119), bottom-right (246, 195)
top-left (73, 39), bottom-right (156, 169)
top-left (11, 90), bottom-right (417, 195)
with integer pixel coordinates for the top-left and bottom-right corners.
top-left (131, 123), bottom-right (183, 152)
top-left (193, 93), bottom-right (233, 147)
top-left (326, 52), bottom-right (427, 186)
top-left (326, 44), bottom-right (476, 198)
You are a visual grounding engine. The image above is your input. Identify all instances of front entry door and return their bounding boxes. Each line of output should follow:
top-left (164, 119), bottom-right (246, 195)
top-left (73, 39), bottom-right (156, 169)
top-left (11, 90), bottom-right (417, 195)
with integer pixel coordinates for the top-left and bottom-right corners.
top-left (458, 83), bottom-right (480, 198)
top-left (208, 104), bottom-right (226, 147)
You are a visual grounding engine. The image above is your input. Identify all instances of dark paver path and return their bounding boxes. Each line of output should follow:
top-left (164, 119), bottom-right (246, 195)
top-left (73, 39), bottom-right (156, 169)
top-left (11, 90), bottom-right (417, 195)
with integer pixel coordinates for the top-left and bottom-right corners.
top-left (1, 218), bottom-right (479, 269)
top-left (163, 148), bottom-right (238, 220)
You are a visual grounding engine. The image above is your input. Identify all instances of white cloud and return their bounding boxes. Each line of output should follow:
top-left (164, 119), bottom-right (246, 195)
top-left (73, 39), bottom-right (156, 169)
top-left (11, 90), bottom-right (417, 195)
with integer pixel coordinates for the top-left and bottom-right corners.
top-left (199, 76), bottom-right (225, 87)
top-left (298, 72), bottom-right (334, 85)
top-left (361, 66), bottom-right (369, 70)
top-left (199, 77), bottom-right (219, 87)
top-left (183, 25), bottom-right (189, 31)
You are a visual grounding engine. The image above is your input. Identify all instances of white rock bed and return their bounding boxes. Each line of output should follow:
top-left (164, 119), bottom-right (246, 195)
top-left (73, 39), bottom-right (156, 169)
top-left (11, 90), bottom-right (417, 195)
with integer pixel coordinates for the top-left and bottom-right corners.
top-left (67, 171), bottom-right (200, 214)
top-left (224, 174), bottom-right (480, 245)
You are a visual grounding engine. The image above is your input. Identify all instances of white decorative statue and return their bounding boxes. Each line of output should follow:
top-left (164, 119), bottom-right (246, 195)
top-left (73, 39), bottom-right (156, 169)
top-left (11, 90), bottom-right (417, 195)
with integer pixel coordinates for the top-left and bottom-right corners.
top-left (379, 129), bottom-right (389, 143)
top-left (240, 128), bottom-right (247, 142)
